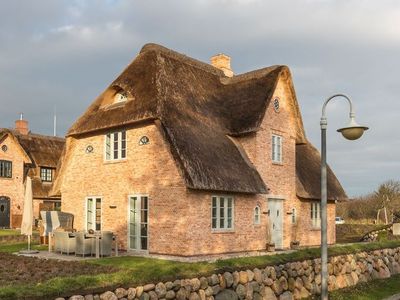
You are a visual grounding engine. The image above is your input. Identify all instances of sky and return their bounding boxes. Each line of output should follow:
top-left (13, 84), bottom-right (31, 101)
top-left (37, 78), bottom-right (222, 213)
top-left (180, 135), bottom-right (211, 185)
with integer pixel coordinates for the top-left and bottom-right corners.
top-left (1, 0), bottom-right (399, 197)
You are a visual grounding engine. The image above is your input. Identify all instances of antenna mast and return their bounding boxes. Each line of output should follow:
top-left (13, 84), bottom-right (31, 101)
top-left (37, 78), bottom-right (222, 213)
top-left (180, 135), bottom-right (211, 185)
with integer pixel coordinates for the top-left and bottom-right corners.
top-left (53, 106), bottom-right (57, 137)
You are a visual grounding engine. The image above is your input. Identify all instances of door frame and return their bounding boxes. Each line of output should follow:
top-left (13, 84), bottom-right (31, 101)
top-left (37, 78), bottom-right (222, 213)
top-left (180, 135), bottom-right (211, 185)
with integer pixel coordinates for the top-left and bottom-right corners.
top-left (127, 194), bottom-right (149, 253)
top-left (0, 196), bottom-right (11, 228)
top-left (267, 197), bottom-right (284, 249)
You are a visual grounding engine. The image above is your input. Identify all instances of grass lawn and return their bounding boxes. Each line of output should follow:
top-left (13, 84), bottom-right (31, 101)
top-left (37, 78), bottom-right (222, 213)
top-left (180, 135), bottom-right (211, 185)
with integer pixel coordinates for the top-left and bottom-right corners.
top-left (336, 224), bottom-right (391, 243)
top-left (327, 273), bottom-right (400, 300)
top-left (1, 240), bottom-right (400, 300)
top-left (0, 229), bottom-right (21, 237)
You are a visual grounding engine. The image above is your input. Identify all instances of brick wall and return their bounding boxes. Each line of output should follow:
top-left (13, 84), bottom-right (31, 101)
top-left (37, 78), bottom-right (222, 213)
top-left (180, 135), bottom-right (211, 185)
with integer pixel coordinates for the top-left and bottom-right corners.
top-left (237, 76), bottom-right (335, 248)
top-left (0, 135), bottom-right (27, 228)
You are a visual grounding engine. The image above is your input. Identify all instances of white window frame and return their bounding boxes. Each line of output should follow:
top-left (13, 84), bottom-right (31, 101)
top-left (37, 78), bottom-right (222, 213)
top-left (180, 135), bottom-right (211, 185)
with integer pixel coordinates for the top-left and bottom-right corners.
top-left (272, 134), bottom-right (282, 163)
top-left (291, 208), bottom-right (297, 224)
top-left (105, 130), bottom-right (127, 161)
top-left (127, 194), bottom-right (149, 252)
top-left (40, 167), bottom-right (53, 182)
top-left (85, 196), bottom-right (102, 231)
top-left (311, 202), bottom-right (321, 228)
top-left (254, 205), bottom-right (261, 225)
top-left (211, 196), bottom-right (234, 231)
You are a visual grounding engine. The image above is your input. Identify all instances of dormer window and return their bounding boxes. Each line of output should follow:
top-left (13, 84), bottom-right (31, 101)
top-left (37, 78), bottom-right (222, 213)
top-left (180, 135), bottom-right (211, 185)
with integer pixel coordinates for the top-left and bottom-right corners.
top-left (114, 91), bottom-right (128, 103)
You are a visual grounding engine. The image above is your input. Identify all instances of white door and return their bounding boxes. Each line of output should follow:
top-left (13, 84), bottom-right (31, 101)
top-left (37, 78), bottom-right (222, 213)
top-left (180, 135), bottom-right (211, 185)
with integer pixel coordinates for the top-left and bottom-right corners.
top-left (128, 195), bottom-right (148, 251)
top-left (268, 198), bottom-right (283, 249)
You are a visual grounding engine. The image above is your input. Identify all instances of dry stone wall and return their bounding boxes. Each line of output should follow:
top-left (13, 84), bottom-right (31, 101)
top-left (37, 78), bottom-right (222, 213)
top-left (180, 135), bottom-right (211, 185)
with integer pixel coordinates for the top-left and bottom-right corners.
top-left (57, 247), bottom-right (400, 300)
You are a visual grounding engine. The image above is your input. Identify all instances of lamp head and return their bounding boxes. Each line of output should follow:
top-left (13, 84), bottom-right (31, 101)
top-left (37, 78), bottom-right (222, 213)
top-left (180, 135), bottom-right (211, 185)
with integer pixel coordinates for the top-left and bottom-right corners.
top-left (337, 117), bottom-right (369, 140)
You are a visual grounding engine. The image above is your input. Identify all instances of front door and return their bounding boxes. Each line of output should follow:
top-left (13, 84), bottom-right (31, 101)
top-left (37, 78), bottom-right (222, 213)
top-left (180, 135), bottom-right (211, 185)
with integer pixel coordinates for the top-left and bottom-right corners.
top-left (0, 196), bottom-right (10, 228)
top-left (268, 198), bottom-right (283, 249)
top-left (128, 195), bottom-right (148, 251)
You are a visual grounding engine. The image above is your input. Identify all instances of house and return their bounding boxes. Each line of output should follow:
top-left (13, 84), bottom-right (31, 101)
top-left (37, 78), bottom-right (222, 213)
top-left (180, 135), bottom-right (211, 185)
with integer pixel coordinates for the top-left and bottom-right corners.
top-left (0, 117), bottom-right (65, 228)
top-left (52, 44), bottom-right (347, 256)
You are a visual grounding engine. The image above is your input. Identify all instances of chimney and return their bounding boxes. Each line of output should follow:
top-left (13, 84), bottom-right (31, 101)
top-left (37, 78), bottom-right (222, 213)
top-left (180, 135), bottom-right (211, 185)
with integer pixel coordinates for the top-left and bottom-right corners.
top-left (15, 113), bottom-right (29, 135)
top-left (210, 53), bottom-right (234, 77)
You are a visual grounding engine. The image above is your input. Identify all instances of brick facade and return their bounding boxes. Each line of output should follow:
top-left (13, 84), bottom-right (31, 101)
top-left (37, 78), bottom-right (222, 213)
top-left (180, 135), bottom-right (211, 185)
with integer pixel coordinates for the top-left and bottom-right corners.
top-left (60, 75), bottom-right (336, 255)
top-left (0, 129), bottom-right (64, 228)
top-left (0, 135), bottom-right (28, 228)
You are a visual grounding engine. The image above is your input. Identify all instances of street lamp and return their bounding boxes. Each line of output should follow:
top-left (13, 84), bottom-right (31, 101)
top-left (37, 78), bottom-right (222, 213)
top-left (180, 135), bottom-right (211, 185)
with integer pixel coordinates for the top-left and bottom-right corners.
top-left (320, 94), bottom-right (368, 300)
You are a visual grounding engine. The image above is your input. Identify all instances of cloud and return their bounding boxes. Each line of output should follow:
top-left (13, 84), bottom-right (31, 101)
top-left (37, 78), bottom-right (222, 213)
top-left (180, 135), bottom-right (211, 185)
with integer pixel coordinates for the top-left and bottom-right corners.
top-left (0, 0), bottom-right (399, 196)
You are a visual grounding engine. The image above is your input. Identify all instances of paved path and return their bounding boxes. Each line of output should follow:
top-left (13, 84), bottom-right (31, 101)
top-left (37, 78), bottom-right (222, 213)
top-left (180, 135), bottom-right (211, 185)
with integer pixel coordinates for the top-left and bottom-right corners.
top-left (383, 294), bottom-right (400, 300)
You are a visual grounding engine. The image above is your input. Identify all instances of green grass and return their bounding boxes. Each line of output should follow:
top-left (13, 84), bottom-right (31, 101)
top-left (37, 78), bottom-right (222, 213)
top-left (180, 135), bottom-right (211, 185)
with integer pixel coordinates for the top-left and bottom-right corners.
top-left (0, 229), bottom-right (20, 237)
top-left (1, 240), bottom-right (400, 300)
top-left (0, 242), bottom-right (47, 253)
top-left (328, 273), bottom-right (400, 300)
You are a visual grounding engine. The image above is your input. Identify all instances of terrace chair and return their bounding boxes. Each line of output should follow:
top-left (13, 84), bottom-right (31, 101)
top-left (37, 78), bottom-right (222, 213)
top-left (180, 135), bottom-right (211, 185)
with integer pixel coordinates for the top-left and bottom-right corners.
top-left (75, 231), bottom-right (92, 257)
top-left (53, 231), bottom-right (64, 253)
top-left (60, 232), bottom-right (76, 255)
top-left (99, 231), bottom-right (113, 257)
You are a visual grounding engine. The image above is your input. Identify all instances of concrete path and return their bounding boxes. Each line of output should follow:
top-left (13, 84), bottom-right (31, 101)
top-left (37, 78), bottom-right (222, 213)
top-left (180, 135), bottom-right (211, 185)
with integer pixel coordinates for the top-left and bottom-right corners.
top-left (383, 294), bottom-right (400, 300)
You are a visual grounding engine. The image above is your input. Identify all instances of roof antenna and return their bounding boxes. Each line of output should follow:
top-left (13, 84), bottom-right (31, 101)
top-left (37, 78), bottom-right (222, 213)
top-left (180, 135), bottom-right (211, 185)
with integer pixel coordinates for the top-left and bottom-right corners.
top-left (20, 113), bottom-right (23, 120)
top-left (53, 106), bottom-right (57, 137)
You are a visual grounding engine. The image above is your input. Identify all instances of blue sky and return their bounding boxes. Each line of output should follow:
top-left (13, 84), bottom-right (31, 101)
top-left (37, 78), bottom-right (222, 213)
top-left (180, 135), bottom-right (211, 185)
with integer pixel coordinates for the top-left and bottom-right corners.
top-left (1, 0), bottom-right (399, 196)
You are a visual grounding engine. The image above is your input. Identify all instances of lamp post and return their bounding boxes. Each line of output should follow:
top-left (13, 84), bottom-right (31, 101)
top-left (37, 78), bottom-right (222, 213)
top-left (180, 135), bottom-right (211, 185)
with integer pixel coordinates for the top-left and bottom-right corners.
top-left (320, 94), bottom-right (368, 300)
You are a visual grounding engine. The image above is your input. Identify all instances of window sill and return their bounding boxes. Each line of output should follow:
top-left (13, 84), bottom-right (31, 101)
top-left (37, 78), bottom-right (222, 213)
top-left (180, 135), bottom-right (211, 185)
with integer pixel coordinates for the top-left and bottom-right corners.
top-left (272, 162), bottom-right (284, 166)
top-left (0, 177), bottom-right (13, 180)
top-left (103, 159), bottom-right (127, 165)
top-left (211, 229), bottom-right (235, 234)
top-left (310, 227), bottom-right (321, 231)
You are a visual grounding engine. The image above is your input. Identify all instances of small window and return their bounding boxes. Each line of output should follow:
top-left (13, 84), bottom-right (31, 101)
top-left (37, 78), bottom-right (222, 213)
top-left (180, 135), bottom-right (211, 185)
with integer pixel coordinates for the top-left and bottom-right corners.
top-left (40, 167), bottom-right (53, 182)
top-left (254, 205), bottom-right (261, 225)
top-left (272, 135), bottom-right (282, 163)
top-left (114, 91), bottom-right (128, 103)
top-left (87, 197), bottom-right (102, 231)
top-left (291, 208), bottom-right (296, 224)
top-left (105, 130), bottom-right (127, 160)
top-left (212, 196), bottom-right (234, 230)
top-left (311, 202), bottom-right (321, 228)
top-left (0, 160), bottom-right (12, 178)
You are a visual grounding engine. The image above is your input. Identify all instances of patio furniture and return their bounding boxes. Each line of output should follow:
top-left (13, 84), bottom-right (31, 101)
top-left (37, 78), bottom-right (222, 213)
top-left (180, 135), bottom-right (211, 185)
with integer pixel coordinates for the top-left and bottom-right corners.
top-left (99, 231), bottom-right (113, 257)
top-left (53, 231), bottom-right (64, 253)
top-left (60, 232), bottom-right (76, 255)
top-left (75, 231), bottom-right (92, 257)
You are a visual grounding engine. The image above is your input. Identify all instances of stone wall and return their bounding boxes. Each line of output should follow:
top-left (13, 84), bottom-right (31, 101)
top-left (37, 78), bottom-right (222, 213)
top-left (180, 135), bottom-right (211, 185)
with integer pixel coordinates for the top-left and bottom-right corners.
top-left (58, 247), bottom-right (400, 300)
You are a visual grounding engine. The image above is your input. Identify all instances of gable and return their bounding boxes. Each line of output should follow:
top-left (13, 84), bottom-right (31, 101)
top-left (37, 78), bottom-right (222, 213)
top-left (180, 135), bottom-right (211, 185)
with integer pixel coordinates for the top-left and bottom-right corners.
top-left (0, 130), bottom-right (32, 164)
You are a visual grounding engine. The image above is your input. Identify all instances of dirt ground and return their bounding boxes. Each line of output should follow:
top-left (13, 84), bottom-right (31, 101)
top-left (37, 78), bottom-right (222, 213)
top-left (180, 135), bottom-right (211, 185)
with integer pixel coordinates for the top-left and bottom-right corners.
top-left (0, 252), bottom-right (117, 286)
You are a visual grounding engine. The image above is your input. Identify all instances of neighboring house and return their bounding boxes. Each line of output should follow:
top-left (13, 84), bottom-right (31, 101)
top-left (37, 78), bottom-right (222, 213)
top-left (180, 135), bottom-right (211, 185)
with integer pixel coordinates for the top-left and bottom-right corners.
top-left (0, 117), bottom-right (65, 228)
top-left (52, 44), bottom-right (347, 256)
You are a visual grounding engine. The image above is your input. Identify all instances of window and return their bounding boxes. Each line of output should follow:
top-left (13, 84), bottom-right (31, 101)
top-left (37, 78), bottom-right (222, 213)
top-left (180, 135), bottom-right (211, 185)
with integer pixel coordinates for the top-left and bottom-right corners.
top-left (272, 135), bottom-right (282, 163)
top-left (254, 205), bottom-right (261, 225)
top-left (105, 131), bottom-right (126, 160)
top-left (311, 202), bottom-right (321, 228)
top-left (87, 197), bottom-right (101, 231)
top-left (212, 196), bottom-right (234, 230)
top-left (40, 167), bottom-right (53, 182)
top-left (114, 91), bottom-right (128, 103)
top-left (0, 160), bottom-right (12, 178)
top-left (291, 208), bottom-right (296, 224)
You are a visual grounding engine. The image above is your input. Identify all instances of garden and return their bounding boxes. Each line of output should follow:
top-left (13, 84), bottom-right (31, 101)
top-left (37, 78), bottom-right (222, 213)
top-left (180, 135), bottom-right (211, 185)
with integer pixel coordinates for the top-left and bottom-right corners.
top-left (2, 228), bottom-right (400, 299)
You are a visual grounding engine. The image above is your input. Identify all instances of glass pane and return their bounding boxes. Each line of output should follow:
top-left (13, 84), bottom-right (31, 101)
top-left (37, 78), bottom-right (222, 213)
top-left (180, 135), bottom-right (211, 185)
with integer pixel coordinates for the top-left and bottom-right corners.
top-left (220, 207), bottom-right (224, 218)
top-left (212, 218), bottom-right (217, 229)
top-left (220, 217), bottom-right (225, 228)
top-left (141, 224), bottom-right (147, 237)
top-left (227, 218), bottom-right (232, 228)
top-left (212, 197), bottom-right (217, 208)
top-left (227, 207), bottom-right (232, 218)
top-left (141, 210), bottom-right (148, 223)
top-left (130, 237), bottom-right (137, 249)
top-left (142, 197), bottom-right (148, 210)
top-left (227, 198), bottom-right (232, 208)
top-left (212, 207), bottom-right (217, 218)
top-left (141, 237), bottom-right (148, 250)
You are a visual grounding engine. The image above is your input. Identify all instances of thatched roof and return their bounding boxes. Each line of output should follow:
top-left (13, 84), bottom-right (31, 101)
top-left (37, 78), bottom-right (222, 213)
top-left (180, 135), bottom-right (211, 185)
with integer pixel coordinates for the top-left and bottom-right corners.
top-left (296, 143), bottom-right (347, 201)
top-left (0, 128), bottom-right (65, 199)
top-left (57, 43), bottom-right (345, 198)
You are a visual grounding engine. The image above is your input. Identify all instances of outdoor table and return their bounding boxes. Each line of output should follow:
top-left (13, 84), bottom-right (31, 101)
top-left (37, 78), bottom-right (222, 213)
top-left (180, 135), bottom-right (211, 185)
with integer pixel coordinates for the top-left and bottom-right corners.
top-left (86, 232), bottom-right (118, 258)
